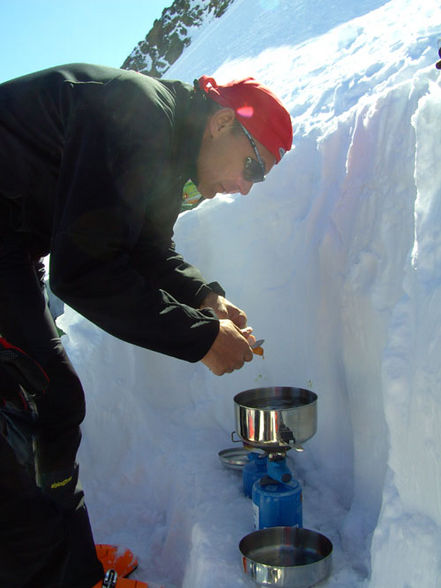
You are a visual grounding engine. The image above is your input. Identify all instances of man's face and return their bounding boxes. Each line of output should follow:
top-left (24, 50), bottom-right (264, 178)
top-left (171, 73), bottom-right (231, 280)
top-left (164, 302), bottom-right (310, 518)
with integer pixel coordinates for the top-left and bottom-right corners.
top-left (196, 108), bottom-right (275, 199)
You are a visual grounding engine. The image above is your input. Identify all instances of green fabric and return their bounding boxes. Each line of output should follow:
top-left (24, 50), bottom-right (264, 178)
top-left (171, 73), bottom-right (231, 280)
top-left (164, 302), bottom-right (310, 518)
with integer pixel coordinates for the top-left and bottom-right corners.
top-left (181, 179), bottom-right (203, 211)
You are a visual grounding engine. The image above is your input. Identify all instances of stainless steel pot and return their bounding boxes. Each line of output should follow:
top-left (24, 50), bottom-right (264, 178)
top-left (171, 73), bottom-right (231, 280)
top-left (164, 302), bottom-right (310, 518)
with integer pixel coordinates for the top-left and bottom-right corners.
top-left (234, 387), bottom-right (317, 451)
top-left (239, 526), bottom-right (332, 587)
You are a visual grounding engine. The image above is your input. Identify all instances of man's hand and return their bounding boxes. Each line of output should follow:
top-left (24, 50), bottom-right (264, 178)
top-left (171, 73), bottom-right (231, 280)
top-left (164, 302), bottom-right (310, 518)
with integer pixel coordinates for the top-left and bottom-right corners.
top-left (201, 319), bottom-right (254, 375)
top-left (200, 292), bottom-right (247, 328)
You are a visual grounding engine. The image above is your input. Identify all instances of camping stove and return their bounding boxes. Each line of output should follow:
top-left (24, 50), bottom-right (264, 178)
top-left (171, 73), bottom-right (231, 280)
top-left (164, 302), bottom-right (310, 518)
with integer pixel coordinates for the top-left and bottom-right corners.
top-left (250, 448), bottom-right (303, 530)
top-left (233, 387), bottom-right (317, 530)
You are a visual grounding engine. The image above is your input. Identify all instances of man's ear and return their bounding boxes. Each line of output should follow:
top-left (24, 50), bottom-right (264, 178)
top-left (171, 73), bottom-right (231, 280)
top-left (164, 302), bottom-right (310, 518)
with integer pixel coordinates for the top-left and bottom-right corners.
top-left (208, 107), bottom-right (236, 137)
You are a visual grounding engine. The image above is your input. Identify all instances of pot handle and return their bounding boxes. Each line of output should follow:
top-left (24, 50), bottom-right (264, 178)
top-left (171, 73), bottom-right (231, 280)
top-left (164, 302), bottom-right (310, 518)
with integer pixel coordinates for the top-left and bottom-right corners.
top-left (231, 431), bottom-right (242, 443)
top-left (279, 427), bottom-right (305, 452)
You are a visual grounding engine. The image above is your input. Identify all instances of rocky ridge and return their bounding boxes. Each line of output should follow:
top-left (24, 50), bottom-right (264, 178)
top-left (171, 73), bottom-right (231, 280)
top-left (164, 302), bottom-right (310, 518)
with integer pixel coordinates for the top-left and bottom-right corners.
top-left (122, 0), bottom-right (236, 77)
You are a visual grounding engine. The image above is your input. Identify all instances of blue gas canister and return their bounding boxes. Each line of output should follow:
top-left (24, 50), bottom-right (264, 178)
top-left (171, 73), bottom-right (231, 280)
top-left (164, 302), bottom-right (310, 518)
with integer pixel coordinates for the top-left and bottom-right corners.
top-left (242, 453), bottom-right (268, 498)
top-left (252, 476), bottom-right (303, 530)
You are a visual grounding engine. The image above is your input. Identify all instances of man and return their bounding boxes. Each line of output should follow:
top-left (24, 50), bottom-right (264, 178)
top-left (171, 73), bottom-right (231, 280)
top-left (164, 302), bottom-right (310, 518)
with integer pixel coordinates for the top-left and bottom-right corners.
top-left (0, 64), bottom-right (292, 587)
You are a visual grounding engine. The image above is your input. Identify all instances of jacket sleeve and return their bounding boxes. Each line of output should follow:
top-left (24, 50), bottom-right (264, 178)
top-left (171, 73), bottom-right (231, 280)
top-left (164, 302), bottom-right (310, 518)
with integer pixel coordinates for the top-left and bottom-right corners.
top-left (130, 225), bottom-right (224, 308)
top-left (49, 76), bottom-right (219, 362)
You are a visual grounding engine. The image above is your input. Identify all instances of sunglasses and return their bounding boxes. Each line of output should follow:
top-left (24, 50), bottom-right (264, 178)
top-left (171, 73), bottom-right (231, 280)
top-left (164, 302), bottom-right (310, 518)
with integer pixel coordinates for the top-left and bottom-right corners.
top-left (240, 123), bottom-right (266, 183)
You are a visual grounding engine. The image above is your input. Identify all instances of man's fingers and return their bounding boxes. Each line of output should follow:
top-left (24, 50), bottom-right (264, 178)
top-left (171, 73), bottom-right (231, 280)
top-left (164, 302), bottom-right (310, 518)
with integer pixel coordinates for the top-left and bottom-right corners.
top-left (235, 311), bottom-right (248, 329)
top-left (201, 318), bottom-right (257, 376)
top-left (244, 351), bottom-right (253, 363)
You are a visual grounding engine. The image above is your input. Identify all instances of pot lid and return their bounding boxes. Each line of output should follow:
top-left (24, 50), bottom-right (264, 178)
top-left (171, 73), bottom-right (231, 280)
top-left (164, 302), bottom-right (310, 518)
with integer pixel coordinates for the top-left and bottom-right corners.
top-left (218, 447), bottom-right (251, 470)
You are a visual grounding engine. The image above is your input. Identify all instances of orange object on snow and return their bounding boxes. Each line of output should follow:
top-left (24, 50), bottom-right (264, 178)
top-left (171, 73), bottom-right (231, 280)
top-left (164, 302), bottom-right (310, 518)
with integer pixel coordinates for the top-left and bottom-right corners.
top-left (93, 545), bottom-right (166, 587)
top-left (93, 577), bottom-right (148, 587)
top-left (96, 544), bottom-right (138, 578)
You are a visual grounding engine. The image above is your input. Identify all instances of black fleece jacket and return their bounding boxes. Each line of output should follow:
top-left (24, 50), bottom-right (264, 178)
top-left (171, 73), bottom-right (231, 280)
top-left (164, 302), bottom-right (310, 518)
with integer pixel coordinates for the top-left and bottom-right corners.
top-left (0, 63), bottom-right (221, 361)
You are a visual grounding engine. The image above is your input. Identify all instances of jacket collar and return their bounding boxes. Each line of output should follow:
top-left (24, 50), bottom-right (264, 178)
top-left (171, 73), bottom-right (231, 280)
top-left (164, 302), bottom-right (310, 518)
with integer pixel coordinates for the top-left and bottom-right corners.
top-left (162, 80), bottom-right (211, 188)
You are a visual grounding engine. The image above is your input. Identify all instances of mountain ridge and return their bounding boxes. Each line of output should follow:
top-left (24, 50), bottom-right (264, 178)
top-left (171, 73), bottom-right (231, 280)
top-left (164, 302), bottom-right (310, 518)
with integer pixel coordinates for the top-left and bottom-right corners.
top-left (121, 0), bottom-right (236, 77)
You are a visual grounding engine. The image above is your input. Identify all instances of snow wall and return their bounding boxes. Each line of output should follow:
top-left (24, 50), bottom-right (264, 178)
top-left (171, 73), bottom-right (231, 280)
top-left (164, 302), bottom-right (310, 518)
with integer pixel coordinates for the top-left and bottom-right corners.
top-left (57, 0), bottom-right (441, 585)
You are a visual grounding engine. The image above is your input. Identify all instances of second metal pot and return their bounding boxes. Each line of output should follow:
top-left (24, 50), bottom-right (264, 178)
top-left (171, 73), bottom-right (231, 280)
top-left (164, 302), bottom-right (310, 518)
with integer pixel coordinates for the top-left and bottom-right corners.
top-left (239, 526), bottom-right (332, 587)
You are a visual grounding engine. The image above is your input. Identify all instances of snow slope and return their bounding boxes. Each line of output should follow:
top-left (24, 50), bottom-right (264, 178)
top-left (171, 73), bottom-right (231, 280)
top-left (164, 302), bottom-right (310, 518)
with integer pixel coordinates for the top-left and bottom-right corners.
top-left (56, 0), bottom-right (441, 585)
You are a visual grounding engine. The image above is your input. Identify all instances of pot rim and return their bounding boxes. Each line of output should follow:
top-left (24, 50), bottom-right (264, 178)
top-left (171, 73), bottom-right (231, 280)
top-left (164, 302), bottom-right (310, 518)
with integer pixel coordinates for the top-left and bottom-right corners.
top-left (234, 387), bottom-right (317, 411)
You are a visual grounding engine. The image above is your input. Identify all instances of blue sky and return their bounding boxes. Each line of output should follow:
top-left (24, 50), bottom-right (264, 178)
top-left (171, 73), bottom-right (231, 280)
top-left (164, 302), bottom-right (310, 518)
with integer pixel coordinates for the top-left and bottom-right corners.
top-left (0, 0), bottom-right (170, 83)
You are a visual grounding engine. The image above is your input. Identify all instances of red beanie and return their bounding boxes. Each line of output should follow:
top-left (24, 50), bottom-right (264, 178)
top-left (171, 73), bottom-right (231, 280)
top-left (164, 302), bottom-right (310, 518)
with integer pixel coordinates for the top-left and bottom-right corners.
top-left (198, 75), bottom-right (292, 163)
